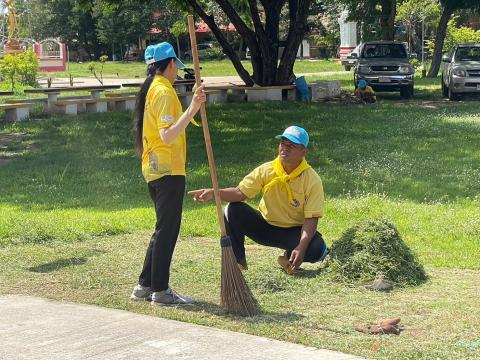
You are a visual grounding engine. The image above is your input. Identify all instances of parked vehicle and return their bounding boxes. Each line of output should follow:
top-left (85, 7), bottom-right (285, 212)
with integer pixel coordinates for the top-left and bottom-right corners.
top-left (441, 44), bottom-right (480, 101)
top-left (353, 41), bottom-right (415, 99)
top-left (341, 44), bottom-right (361, 71)
top-left (183, 43), bottom-right (214, 61)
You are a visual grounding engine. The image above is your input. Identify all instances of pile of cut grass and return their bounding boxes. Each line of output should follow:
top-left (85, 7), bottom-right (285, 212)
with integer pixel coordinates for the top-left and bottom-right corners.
top-left (326, 218), bottom-right (428, 286)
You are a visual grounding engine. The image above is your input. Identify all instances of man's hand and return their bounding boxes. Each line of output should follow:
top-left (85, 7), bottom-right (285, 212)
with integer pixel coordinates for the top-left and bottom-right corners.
top-left (289, 246), bottom-right (306, 270)
top-left (187, 189), bottom-right (213, 202)
top-left (189, 84), bottom-right (206, 113)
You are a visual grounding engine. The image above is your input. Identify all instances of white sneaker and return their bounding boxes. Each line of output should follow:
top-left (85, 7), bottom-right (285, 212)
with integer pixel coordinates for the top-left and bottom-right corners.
top-left (130, 284), bottom-right (152, 301)
top-left (151, 288), bottom-right (193, 306)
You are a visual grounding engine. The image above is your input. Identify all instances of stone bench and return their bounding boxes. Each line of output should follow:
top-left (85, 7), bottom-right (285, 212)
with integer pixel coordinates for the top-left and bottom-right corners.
top-left (0, 103), bottom-right (33, 122)
top-left (178, 90), bottom-right (226, 108)
top-left (244, 85), bottom-right (295, 102)
top-left (105, 95), bottom-right (137, 111)
top-left (51, 98), bottom-right (110, 115)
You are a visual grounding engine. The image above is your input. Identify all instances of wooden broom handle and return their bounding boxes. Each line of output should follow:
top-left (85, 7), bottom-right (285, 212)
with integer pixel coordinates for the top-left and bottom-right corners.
top-left (187, 15), bottom-right (227, 237)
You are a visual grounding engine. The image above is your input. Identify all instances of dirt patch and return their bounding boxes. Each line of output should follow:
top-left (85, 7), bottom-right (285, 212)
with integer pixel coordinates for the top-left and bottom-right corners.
top-left (0, 132), bottom-right (27, 145)
top-left (392, 99), bottom-right (452, 109)
top-left (0, 132), bottom-right (27, 166)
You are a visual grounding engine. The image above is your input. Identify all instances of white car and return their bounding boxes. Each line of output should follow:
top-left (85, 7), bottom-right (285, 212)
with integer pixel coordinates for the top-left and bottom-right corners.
top-left (441, 44), bottom-right (480, 101)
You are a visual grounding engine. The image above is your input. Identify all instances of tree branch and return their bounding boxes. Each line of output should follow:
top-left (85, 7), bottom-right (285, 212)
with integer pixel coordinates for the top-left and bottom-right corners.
top-left (184, 0), bottom-right (254, 85)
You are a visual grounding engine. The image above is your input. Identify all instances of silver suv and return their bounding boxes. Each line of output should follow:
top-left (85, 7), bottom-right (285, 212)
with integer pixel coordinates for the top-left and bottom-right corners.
top-left (353, 41), bottom-right (415, 98)
top-left (441, 44), bottom-right (480, 101)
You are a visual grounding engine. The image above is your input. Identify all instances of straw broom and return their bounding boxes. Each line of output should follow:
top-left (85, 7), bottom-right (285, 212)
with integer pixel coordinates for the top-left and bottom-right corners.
top-left (187, 15), bottom-right (259, 317)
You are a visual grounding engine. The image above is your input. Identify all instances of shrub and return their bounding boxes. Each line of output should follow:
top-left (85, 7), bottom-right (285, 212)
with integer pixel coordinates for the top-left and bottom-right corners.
top-left (0, 49), bottom-right (39, 90)
top-left (203, 47), bottom-right (225, 60)
top-left (326, 218), bottom-right (427, 286)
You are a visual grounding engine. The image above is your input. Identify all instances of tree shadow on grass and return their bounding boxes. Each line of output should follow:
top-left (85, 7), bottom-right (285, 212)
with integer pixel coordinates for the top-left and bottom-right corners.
top-left (28, 257), bottom-right (88, 273)
top-left (27, 250), bottom-right (106, 273)
top-left (182, 299), bottom-right (305, 324)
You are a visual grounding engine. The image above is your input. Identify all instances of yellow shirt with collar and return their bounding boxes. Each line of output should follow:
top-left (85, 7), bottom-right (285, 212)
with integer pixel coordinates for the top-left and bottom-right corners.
top-left (141, 75), bottom-right (186, 183)
top-left (238, 160), bottom-right (325, 227)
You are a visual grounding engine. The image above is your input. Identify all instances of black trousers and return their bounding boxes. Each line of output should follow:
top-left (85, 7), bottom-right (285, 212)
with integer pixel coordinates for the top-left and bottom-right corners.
top-left (138, 175), bottom-right (185, 292)
top-left (224, 201), bottom-right (327, 263)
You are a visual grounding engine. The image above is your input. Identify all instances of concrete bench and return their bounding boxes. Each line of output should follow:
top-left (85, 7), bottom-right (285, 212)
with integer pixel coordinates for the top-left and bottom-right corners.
top-left (51, 98), bottom-right (110, 115)
top-left (0, 103), bottom-right (33, 122)
top-left (177, 90), bottom-right (226, 108)
top-left (245, 85), bottom-right (296, 102)
top-left (105, 95), bottom-right (137, 111)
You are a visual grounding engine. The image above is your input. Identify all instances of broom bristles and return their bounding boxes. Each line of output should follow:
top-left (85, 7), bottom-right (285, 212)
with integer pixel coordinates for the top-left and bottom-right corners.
top-left (220, 236), bottom-right (259, 317)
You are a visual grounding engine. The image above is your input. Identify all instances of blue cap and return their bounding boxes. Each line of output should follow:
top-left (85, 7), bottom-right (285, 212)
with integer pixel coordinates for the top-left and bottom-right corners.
top-left (276, 126), bottom-right (309, 148)
top-left (144, 42), bottom-right (185, 69)
top-left (358, 79), bottom-right (367, 89)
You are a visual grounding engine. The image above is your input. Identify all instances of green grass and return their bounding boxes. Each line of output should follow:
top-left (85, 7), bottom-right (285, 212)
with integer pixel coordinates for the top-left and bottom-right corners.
top-left (1, 98), bottom-right (480, 359)
top-left (39, 59), bottom-right (343, 79)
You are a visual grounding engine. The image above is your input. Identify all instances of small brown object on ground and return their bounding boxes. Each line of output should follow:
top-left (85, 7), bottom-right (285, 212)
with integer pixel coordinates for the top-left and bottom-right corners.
top-left (277, 254), bottom-right (304, 275)
top-left (378, 318), bottom-right (401, 327)
top-left (355, 324), bottom-right (400, 335)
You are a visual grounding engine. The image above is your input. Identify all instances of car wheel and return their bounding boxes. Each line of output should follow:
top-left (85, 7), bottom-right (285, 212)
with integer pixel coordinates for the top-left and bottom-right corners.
top-left (448, 82), bottom-right (460, 101)
top-left (400, 85), bottom-right (413, 99)
top-left (441, 76), bottom-right (448, 97)
top-left (344, 65), bottom-right (351, 71)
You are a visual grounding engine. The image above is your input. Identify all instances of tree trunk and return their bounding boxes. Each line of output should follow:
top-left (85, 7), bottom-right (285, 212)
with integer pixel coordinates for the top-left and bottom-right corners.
top-left (176, 36), bottom-right (182, 61)
top-left (427, 6), bottom-right (454, 78)
top-left (277, 0), bottom-right (311, 84)
top-left (379, 0), bottom-right (396, 41)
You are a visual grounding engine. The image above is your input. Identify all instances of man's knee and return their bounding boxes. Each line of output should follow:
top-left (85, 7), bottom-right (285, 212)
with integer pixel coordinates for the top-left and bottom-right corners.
top-left (224, 202), bottom-right (249, 223)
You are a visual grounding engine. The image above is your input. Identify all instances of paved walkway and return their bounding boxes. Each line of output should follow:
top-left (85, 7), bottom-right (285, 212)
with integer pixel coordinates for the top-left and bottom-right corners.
top-left (0, 295), bottom-right (365, 360)
top-left (40, 71), bottom-right (346, 88)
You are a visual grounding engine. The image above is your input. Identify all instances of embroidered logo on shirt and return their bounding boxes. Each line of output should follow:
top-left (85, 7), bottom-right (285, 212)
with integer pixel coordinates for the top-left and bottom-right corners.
top-left (291, 199), bottom-right (300, 208)
top-left (161, 115), bottom-right (174, 123)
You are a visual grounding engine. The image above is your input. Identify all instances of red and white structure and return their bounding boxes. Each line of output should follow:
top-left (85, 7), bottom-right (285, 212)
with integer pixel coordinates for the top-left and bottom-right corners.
top-left (338, 10), bottom-right (357, 61)
top-left (33, 38), bottom-right (67, 72)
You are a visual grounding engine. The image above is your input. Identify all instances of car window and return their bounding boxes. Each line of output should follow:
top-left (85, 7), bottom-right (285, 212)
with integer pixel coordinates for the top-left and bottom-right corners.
top-left (362, 44), bottom-right (407, 58)
top-left (455, 47), bottom-right (480, 61)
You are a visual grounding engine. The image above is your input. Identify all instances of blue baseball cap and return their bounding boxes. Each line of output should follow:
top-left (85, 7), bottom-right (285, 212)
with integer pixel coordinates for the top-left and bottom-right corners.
top-left (276, 126), bottom-right (309, 148)
top-left (144, 42), bottom-right (185, 69)
top-left (358, 79), bottom-right (367, 89)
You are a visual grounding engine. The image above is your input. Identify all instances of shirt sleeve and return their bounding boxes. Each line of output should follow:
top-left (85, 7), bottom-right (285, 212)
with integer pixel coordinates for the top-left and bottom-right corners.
top-left (304, 174), bottom-right (325, 219)
top-left (152, 92), bottom-right (177, 130)
top-left (238, 165), bottom-right (265, 199)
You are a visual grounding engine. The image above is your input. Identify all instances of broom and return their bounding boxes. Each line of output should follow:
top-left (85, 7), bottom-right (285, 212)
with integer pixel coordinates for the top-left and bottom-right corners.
top-left (187, 15), bottom-right (259, 317)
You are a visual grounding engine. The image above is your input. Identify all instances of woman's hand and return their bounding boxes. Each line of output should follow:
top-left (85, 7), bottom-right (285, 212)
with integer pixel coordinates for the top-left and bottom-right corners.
top-left (187, 188), bottom-right (214, 202)
top-left (189, 84), bottom-right (206, 113)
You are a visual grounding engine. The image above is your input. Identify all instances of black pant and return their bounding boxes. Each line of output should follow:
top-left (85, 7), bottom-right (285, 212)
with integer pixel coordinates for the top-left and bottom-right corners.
top-left (224, 202), bottom-right (327, 263)
top-left (138, 175), bottom-right (185, 292)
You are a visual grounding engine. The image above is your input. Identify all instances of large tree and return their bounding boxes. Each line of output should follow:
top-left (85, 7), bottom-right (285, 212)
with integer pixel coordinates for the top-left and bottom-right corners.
top-left (427, 0), bottom-right (480, 77)
top-left (177, 0), bottom-right (312, 86)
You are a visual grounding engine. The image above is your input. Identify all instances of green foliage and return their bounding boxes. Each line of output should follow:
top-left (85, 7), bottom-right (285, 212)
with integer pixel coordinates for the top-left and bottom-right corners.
top-left (425, 17), bottom-right (480, 55)
top-left (0, 49), bottom-right (39, 90)
top-left (203, 47), bottom-right (225, 60)
top-left (88, 56), bottom-right (108, 84)
top-left (327, 218), bottom-right (428, 286)
top-left (170, 20), bottom-right (187, 38)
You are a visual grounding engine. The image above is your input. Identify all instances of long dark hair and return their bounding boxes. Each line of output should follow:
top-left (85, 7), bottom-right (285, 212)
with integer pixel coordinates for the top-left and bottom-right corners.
top-left (133, 57), bottom-right (174, 157)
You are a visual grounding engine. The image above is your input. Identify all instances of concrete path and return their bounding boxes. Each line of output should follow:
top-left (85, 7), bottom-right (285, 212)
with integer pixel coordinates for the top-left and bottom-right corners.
top-left (40, 71), bottom-right (347, 88)
top-left (0, 295), bottom-right (365, 360)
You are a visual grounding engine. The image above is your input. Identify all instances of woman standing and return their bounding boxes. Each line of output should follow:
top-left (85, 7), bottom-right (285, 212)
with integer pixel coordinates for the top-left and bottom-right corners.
top-left (131, 42), bottom-right (205, 305)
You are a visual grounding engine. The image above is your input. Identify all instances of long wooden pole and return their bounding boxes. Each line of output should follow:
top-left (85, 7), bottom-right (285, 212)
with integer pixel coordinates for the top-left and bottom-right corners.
top-left (187, 15), bottom-right (227, 237)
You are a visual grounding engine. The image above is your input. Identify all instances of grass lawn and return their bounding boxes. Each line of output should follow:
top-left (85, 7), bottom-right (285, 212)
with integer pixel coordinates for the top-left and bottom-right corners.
top-left (1, 97), bottom-right (480, 359)
top-left (39, 59), bottom-right (343, 79)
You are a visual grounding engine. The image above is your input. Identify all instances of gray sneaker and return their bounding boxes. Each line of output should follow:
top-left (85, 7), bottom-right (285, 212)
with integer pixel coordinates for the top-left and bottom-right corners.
top-left (130, 284), bottom-right (152, 301)
top-left (151, 288), bottom-right (193, 306)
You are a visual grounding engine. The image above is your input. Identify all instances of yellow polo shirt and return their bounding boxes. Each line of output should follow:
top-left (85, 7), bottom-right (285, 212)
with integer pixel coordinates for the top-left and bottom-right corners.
top-left (238, 161), bottom-right (325, 227)
top-left (141, 75), bottom-right (186, 182)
